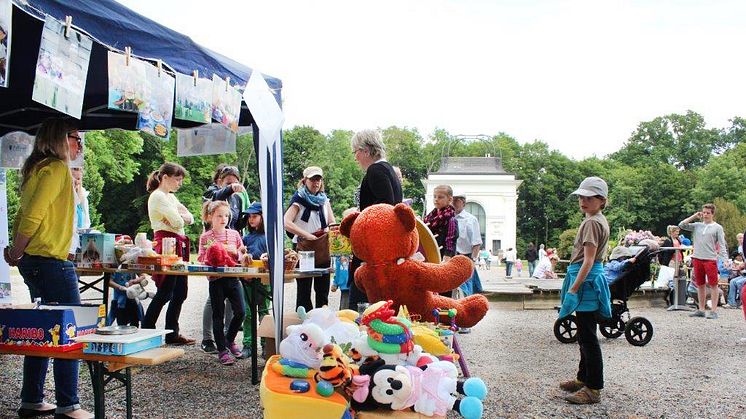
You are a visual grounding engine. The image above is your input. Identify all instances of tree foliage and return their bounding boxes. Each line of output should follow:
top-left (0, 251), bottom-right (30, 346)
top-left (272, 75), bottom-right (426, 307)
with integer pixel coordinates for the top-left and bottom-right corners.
top-left (6, 109), bottom-right (746, 256)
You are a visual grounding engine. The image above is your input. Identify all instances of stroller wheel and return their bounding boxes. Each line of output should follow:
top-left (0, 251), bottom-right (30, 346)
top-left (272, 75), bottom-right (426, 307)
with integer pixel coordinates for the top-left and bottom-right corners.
top-left (553, 315), bottom-right (578, 344)
top-left (624, 317), bottom-right (653, 346)
top-left (600, 319), bottom-right (625, 339)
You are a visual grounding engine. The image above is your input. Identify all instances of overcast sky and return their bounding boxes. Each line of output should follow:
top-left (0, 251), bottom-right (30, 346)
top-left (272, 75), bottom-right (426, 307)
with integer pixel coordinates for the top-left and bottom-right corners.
top-left (118, 0), bottom-right (746, 159)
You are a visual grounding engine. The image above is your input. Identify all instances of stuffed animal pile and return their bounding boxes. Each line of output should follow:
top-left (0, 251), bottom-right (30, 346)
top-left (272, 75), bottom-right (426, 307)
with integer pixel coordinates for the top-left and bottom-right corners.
top-left (268, 300), bottom-right (487, 418)
top-left (340, 203), bottom-right (489, 328)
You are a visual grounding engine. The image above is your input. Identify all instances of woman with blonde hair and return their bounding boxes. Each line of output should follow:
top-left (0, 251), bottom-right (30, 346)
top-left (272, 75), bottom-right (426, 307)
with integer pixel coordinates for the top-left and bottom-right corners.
top-left (5, 117), bottom-right (92, 418)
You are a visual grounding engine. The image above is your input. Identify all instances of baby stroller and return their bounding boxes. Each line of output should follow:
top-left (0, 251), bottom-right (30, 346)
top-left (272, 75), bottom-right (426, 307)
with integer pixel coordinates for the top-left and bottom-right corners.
top-left (553, 245), bottom-right (655, 346)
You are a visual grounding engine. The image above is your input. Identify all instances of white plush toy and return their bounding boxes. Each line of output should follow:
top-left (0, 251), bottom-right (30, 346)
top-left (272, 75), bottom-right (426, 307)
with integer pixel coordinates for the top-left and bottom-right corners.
top-left (125, 277), bottom-right (156, 301)
top-left (297, 306), bottom-right (360, 348)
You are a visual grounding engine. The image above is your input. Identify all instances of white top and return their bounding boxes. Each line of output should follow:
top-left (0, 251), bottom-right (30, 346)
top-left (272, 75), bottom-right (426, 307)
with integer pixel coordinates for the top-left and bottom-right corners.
top-left (455, 210), bottom-right (482, 255)
top-left (532, 258), bottom-right (554, 279)
top-left (291, 201), bottom-right (334, 243)
top-left (148, 190), bottom-right (190, 235)
top-left (538, 248), bottom-right (547, 262)
top-left (505, 248), bottom-right (517, 263)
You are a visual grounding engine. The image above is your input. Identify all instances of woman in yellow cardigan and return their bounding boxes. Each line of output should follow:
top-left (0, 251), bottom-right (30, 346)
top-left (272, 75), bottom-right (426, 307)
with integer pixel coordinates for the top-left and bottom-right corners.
top-left (4, 117), bottom-right (92, 419)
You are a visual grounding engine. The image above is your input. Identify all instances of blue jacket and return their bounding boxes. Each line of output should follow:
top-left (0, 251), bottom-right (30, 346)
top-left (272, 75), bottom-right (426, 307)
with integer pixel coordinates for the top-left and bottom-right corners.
top-left (560, 262), bottom-right (612, 319)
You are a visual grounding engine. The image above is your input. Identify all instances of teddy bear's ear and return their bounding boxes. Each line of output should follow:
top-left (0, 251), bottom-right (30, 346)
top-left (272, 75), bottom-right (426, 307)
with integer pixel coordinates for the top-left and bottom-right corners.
top-left (340, 211), bottom-right (360, 238)
top-left (393, 203), bottom-right (416, 232)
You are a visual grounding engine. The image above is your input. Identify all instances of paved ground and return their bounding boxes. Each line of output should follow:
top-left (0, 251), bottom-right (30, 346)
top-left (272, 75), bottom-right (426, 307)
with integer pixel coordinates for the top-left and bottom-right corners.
top-left (2, 267), bottom-right (745, 418)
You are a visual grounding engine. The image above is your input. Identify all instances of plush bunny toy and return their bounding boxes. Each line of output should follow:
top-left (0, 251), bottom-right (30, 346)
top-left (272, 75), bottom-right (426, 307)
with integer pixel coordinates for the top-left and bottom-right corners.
top-left (125, 277), bottom-right (156, 301)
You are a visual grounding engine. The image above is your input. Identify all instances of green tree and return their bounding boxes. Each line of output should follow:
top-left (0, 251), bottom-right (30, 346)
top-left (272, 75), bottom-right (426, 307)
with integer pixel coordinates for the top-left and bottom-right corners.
top-left (691, 142), bottom-right (746, 212)
top-left (612, 111), bottom-right (726, 171)
top-left (712, 197), bottom-right (746, 253)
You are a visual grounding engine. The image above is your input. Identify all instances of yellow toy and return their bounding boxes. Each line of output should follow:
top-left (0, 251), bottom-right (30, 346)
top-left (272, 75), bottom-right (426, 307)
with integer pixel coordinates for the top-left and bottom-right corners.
top-left (48, 325), bottom-right (60, 346)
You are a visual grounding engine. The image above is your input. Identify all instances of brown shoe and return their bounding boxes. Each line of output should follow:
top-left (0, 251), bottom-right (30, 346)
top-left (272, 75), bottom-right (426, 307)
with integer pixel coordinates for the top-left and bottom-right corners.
top-left (559, 379), bottom-right (584, 392)
top-left (564, 387), bottom-right (600, 404)
top-left (165, 335), bottom-right (196, 345)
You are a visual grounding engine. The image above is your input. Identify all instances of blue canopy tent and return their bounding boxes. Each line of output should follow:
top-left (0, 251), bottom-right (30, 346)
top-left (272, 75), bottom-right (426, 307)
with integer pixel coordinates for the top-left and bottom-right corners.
top-left (0, 0), bottom-right (286, 386)
top-left (0, 0), bottom-right (282, 133)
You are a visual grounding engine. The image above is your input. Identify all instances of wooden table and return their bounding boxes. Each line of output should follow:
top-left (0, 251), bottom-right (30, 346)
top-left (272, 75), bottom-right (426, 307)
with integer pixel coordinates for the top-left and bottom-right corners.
top-left (76, 266), bottom-right (324, 384)
top-left (0, 346), bottom-right (183, 419)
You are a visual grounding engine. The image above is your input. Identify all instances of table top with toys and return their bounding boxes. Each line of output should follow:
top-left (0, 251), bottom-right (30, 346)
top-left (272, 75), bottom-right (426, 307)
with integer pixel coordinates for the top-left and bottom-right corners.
top-left (260, 300), bottom-right (488, 419)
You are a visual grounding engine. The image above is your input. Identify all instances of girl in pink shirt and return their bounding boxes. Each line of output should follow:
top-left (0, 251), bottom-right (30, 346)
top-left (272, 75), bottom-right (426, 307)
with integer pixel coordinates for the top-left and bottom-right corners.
top-left (198, 201), bottom-right (246, 365)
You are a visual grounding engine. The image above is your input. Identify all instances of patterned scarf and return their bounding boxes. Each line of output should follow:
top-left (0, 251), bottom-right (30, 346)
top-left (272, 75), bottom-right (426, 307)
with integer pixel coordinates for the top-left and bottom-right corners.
top-left (424, 205), bottom-right (456, 231)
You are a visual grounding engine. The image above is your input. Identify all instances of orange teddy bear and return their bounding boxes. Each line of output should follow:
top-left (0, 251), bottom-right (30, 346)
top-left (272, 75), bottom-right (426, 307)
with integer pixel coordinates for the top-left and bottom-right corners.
top-left (340, 203), bottom-right (489, 328)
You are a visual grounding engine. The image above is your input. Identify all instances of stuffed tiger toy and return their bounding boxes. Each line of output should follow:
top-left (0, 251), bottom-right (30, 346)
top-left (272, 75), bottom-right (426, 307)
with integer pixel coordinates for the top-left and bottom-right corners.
top-left (314, 343), bottom-right (359, 388)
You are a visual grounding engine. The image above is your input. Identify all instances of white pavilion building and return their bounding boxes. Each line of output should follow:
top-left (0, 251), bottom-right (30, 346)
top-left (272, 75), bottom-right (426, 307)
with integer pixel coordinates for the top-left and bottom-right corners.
top-left (421, 157), bottom-right (522, 255)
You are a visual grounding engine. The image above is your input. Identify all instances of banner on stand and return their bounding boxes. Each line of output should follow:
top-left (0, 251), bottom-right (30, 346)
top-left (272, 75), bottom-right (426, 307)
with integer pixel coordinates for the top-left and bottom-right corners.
top-left (32, 16), bottom-right (92, 119)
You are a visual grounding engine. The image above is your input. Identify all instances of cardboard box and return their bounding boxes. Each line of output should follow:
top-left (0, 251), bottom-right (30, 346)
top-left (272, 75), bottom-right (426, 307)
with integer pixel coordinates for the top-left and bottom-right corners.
top-left (0, 304), bottom-right (106, 352)
top-left (257, 313), bottom-right (302, 359)
top-left (79, 233), bottom-right (116, 266)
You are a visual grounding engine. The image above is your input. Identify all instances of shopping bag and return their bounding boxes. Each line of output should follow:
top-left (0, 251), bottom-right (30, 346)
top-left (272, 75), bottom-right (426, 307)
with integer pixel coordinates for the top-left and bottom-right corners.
top-left (655, 265), bottom-right (674, 289)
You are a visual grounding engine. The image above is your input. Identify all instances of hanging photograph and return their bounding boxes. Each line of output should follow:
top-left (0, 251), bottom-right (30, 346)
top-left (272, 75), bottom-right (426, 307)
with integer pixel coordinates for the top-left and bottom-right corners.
top-left (32, 16), bottom-right (93, 119)
top-left (176, 124), bottom-right (236, 157)
top-left (137, 63), bottom-right (175, 139)
top-left (0, 0), bottom-right (11, 88)
top-left (107, 51), bottom-right (147, 113)
top-left (211, 74), bottom-right (241, 133)
top-left (175, 72), bottom-right (211, 123)
top-left (0, 131), bottom-right (33, 169)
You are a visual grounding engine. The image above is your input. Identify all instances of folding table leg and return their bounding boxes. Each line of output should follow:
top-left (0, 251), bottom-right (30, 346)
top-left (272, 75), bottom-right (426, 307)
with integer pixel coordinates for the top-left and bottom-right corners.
top-left (87, 361), bottom-right (106, 418)
top-left (249, 279), bottom-right (259, 385)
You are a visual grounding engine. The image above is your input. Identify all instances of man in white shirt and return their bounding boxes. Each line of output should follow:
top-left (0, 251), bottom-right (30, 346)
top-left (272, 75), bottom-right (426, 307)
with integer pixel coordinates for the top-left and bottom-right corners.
top-left (453, 193), bottom-right (483, 295)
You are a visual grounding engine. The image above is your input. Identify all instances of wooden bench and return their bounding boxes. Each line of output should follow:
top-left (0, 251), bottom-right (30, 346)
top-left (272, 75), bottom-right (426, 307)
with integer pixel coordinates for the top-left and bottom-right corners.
top-left (0, 346), bottom-right (183, 418)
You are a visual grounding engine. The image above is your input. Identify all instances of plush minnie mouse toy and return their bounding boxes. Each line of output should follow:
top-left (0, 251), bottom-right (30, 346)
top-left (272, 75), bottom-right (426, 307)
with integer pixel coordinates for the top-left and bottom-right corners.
top-left (350, 358), bottom-right (487, 418)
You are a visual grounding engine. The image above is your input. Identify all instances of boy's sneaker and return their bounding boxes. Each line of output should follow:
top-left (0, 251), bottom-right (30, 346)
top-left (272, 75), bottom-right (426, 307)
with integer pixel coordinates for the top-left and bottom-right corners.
top-left (458, 327), bottom-right (472, 334)
top-left (559, 379), bottom-right (584, 393)
top-left (241, 346), bottom-right (252, 359)
top-left (705, 311), bottom-right (719, 320)
top-left (218, 350), bottom-right (235, 366)
top-left (688, 310), bottom-right (706, 318)
top-left (565, 387), bottom-right (600, 404)
top-left (201, 340), bottom-right (218, 354)
top-left (229, 343), bottom-right (243, 359)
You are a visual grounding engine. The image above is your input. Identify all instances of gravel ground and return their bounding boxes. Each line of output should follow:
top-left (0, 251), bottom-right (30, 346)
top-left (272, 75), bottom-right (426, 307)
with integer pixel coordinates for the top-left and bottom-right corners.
top-left (2, 270), bottom-right (745, 418)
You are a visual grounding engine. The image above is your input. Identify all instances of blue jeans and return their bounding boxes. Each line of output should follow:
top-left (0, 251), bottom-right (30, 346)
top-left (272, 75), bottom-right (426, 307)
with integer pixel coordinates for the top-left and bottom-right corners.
top-left (505, 261), bottom-right (514, 277)
top-left (18, 255), bottom-right (81, 414)
top-left (528, 260), bottom-right (538, 277)
top-left (728, 276), bottom-right (746, 306)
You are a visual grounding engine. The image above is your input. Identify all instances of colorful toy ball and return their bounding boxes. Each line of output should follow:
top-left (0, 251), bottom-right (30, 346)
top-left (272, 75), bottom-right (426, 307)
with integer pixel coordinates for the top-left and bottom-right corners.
top-left (290, 380), bottom-right (311, 393)
top-left (316, 380), bottom-right (335, 397)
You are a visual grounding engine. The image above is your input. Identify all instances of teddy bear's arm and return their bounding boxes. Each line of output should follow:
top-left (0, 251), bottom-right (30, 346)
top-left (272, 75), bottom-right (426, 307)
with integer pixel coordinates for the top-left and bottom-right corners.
top-left (413, 256), bottom-right (473, 293)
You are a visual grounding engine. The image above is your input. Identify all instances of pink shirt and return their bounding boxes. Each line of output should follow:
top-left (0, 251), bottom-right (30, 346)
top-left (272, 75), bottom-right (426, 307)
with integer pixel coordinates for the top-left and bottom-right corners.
top-left (198, 229), bottom-right (242, 280)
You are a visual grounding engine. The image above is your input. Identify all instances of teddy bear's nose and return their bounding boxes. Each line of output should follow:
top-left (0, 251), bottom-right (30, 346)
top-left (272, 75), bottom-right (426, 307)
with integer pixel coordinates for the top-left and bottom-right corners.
top-left (391, 380), bottom-right (403, 390)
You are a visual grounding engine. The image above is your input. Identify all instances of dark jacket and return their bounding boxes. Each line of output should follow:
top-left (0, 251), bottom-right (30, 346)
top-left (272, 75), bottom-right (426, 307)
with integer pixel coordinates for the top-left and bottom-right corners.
top-left (525, 248), bottom-right (538, 262)
top-left (658, 238), bottom-right (676, 266)
top-left (203, 183), bottom-right (248, 232)
top-left (359, 161), bottom-right (402, 211)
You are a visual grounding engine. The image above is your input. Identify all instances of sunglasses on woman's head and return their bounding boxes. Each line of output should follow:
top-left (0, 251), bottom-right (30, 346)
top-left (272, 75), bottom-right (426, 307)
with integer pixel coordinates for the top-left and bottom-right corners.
top-left (221, 166), bottom-right (239, 175)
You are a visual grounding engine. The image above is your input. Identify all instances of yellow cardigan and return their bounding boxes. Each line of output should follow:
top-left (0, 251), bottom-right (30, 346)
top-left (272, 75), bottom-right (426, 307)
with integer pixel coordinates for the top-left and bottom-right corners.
top-left (14, 159), bottom-right (74, 260)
